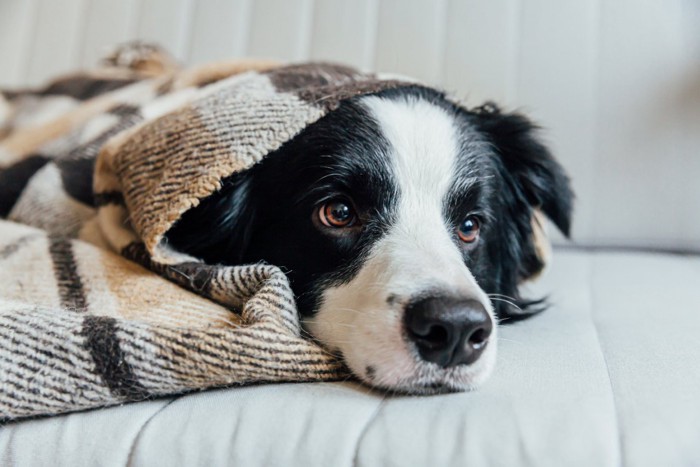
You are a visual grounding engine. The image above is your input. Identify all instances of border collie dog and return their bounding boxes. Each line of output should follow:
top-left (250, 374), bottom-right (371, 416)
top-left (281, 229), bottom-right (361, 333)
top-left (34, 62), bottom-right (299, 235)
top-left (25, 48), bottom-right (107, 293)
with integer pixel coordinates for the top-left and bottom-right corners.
top-left (167, 86), bottom-right (573, 393)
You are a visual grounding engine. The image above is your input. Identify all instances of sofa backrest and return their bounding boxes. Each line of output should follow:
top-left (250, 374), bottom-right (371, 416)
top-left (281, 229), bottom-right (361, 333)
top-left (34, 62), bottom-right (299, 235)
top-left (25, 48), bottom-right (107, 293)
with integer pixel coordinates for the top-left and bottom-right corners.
top-left (1, 0), bottom-right (698, 251)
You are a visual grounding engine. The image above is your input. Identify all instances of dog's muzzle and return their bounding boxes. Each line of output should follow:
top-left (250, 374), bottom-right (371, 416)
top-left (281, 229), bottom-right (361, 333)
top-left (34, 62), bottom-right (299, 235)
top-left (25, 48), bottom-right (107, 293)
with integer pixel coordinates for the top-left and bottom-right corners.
top-left (404, 296), bottom-right (493, 367)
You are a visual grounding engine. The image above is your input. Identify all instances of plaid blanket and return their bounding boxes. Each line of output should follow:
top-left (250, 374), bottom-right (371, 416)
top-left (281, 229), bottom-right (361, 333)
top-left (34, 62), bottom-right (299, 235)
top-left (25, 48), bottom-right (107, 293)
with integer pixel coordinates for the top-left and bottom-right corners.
top-left (0, 43), bottom-right (418, 421)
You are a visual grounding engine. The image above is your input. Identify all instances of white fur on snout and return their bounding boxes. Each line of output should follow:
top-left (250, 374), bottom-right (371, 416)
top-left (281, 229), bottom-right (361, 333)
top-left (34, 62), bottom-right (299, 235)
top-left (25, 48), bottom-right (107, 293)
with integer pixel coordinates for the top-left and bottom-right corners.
top-left (305, 95), bottom-right (497, 392)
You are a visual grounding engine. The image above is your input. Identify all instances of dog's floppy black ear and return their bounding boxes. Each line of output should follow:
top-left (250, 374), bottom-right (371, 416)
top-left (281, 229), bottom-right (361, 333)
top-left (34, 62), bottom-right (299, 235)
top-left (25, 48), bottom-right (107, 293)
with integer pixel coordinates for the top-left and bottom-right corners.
top-left (165, 172), bottom-right (256, 264)
top-left (472, 103), bottom-right (573, 237)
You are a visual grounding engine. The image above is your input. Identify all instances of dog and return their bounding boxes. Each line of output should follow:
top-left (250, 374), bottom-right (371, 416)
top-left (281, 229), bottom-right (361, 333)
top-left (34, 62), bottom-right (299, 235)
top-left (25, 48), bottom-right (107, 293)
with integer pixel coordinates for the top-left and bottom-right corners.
top-left (166, 84), bottom-right (573, 393)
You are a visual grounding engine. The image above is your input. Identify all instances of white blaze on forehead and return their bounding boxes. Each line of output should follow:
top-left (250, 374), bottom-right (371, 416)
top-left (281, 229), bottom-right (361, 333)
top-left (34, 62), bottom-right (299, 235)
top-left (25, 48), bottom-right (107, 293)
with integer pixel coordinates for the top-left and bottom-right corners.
top-left (361, 95), bottom-right (458, 216)
top-left (360, 95), bottom-right (477, 291)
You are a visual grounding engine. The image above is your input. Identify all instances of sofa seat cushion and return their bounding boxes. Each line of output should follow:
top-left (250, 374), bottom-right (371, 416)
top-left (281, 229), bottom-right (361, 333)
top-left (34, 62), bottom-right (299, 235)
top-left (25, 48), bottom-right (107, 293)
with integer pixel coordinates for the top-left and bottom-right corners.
top-left (1, 249), bottom-right (698, 467)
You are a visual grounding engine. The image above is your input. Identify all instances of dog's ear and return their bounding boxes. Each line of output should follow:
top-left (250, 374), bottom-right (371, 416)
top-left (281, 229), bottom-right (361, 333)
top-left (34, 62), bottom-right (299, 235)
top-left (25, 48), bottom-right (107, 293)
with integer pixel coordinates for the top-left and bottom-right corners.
top-left (470, 103), bottom-right (573, 294)
top-left (165, 173), bottom-right (256, 264)
top-left (472, 103), bottom-right (574, 238)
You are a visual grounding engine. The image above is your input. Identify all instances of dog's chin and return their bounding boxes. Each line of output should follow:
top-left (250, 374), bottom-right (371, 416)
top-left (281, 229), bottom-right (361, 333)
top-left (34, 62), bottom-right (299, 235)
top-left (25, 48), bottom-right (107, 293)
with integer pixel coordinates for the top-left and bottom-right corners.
top-left (354, 342), bottom-right (498, 395)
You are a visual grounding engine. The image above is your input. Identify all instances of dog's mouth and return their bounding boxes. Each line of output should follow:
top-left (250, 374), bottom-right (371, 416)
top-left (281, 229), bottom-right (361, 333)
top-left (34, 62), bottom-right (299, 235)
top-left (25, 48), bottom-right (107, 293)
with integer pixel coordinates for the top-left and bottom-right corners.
top-left (305, 296), bottom-right (498, 395)
top-left (353, 333), bottom-right (498, 395)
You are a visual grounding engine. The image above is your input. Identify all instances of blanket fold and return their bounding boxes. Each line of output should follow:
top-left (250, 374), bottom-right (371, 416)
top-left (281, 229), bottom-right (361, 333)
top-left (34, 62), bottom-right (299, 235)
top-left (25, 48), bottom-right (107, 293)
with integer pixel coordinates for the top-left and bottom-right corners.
top-left (0, 219), bottom-right (346, 420)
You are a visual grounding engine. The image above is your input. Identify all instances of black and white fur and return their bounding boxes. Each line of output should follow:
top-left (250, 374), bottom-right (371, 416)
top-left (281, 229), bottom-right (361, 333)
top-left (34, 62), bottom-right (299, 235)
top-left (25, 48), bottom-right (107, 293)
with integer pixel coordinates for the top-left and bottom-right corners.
top-left (167, 85), bottom-right (573, 393)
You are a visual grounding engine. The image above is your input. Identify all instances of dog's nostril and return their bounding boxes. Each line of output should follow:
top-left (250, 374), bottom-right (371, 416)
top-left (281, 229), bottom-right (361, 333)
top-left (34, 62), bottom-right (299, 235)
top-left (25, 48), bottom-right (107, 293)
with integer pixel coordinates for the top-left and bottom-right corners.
top-left (424, 324), bottom-right (448, 344)
top-left (468, 327), bottom-right (489, 349)
top-left (405, 296), bottom-right (492, 368)
top-left (411, 323), bottom-right (449, 349)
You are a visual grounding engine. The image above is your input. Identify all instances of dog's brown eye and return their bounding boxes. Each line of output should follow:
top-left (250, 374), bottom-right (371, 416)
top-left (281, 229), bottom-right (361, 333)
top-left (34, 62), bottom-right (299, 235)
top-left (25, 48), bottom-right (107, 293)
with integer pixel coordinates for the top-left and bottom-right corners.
top-left (458, 216), bottom-right (480, 243)
top-left (319, 200), bottom-right (356, 228)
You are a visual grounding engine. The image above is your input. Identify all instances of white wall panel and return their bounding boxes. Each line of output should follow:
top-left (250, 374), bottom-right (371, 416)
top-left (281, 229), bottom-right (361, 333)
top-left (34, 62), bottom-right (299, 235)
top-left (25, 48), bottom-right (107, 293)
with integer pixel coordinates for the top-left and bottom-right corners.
top-left (678, 0), bottom-right (700, 246)
top-left (310, 0), bottom-right (378, 70)
top-left (26, 0), bottom-right (89, 86)
top-left (247, 0), bottom-right (315, 60)
top-left (596, 0), bottom-right (691, 249)
top-left (0, 0), bottom-right (698, 250)
top-left (374, 0), bottom-right (448, 84)
top-left (443, 0), bottom-right (520, 106)
top-left (515, 0), bottom-right (599, 243)
top-left (80, 0), bottom-right (141, 68)
top-left (187, 0), bottom-right (252, 63)
top-left (136, 0), bottom-right (195, 62)
top-left (0, 0), bottom-right (39, 87)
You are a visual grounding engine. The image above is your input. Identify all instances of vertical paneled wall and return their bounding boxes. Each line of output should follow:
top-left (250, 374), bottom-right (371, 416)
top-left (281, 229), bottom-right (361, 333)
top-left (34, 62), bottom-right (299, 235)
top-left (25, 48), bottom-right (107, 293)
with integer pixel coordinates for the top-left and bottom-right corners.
top-left (1, 0), bottom-right (699, 250)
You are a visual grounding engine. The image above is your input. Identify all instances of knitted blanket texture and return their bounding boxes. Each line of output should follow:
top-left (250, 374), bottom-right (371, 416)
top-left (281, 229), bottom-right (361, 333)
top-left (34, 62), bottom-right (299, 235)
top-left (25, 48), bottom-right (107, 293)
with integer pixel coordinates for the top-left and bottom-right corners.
top-left (0, 44), bottom-right (418, 421)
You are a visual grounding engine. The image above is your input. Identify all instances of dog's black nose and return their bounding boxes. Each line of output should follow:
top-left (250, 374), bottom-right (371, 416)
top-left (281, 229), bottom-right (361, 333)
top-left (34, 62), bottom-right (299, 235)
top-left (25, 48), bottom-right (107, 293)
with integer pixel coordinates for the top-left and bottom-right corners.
top-left (404, 296), bottom-right (492, 367)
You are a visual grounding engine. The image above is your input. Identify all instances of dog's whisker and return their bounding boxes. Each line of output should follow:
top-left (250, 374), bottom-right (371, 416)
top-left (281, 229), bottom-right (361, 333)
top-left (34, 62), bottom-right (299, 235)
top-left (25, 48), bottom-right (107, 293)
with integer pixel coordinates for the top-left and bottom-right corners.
top-left (487, 293), bottom-right (518, 301)
top-left (489, 297), bottom-right (519, 307)
top-left (488, 297), bottom-right (524, 312)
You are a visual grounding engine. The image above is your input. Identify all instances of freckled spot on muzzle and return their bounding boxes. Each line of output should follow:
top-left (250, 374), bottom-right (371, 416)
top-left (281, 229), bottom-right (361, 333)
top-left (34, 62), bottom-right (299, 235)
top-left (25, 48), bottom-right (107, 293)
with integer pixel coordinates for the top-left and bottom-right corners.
top-left (365, 365), bottom-right (376, 380)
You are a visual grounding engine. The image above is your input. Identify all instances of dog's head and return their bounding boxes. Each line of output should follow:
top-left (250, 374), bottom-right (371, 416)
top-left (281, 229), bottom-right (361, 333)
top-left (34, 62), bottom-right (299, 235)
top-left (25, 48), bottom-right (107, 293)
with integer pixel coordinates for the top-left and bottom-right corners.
top-left (167, 85), bottom-right (573, 393)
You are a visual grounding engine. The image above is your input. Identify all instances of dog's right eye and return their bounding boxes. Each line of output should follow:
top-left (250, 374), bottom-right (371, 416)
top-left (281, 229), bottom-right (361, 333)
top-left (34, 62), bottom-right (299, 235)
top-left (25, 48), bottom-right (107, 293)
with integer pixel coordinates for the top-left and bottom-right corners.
top-left (318, 200), bottom-right (357, 228)
top-left (457, 216), bottom-right (480, 243)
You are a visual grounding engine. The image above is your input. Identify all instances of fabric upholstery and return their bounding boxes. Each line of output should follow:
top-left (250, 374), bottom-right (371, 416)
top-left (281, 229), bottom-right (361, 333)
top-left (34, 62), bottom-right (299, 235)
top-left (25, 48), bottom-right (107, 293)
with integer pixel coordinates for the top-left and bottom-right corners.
top-left (2, 249), bottom-right (697, 466)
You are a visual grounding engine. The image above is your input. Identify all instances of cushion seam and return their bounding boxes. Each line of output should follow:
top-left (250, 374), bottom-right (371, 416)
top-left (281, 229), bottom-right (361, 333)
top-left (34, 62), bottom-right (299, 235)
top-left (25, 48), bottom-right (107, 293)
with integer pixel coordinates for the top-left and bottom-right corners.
top-left (351, 396), bottom-right (386, 467)
top-left (588, 254), bottom-right (625, 467)
top-left (125, 397), bottom-right (178, 467)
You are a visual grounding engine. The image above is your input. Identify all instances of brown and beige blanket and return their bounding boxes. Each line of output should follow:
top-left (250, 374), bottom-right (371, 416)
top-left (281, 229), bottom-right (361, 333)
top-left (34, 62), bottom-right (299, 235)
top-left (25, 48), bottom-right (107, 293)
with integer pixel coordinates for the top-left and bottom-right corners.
top-left (0, 43), bottom-right (422, 421)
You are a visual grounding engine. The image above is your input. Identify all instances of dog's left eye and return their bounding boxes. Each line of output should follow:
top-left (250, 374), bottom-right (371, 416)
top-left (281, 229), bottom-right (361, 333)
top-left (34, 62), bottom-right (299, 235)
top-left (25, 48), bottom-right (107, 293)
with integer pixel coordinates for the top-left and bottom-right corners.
top-left (457, 216), bottom-right (480, 243)
top-left (318, 200), bottom-right (357, 228)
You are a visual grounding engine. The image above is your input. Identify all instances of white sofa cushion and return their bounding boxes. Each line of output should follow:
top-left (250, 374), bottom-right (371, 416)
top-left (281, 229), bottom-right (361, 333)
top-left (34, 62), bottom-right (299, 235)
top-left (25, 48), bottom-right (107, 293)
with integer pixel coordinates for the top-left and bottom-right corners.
top-left (1, 249), bottom-right (698, 466)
